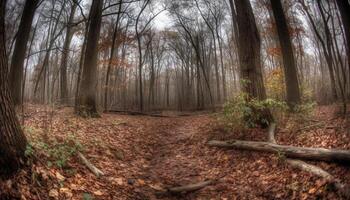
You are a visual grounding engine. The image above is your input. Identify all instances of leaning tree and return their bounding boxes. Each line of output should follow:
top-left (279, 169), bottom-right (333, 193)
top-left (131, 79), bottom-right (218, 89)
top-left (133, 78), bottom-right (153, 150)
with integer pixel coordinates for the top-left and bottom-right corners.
top-left (0, 0), bottom-right (28, 176)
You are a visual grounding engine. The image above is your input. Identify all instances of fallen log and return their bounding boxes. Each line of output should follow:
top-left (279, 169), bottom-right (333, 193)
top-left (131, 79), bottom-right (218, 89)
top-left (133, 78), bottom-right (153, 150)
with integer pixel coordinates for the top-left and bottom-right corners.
top-left (270, 123), bottom-right (350, 198)
top-left (207, 140), bottom-right (350, 162)
top-left (78, 152), bottom-right (104, 177)
top-left (286, 159), bottom-right (350, 197)
top-left (105, 110), bottom-right (170, 118)
top-left (166, 180), bottom-right (214, 194)
top-left (155, 180), bottom-right (215, 196)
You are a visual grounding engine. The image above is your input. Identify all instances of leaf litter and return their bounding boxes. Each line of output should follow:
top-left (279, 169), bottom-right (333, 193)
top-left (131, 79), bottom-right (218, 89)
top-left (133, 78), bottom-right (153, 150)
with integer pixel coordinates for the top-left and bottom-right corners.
top-left (0, 104), bottom-right (349, 199)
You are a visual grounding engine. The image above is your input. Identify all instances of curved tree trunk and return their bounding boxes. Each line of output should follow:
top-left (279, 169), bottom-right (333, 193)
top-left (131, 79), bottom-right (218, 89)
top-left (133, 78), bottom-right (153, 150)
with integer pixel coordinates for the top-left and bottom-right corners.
top-left (104, 0), bottom-right (123, 111)
top-left (8, 0), bottom-right (39, 106)
top-left (76, 0), bottom-right (103, 117)
top-left (60, 2), bottom-right (77, 104)
top-left (335, 0), bottom-right (350, 99)
top-left (0, 0), bottom-right (28, 176)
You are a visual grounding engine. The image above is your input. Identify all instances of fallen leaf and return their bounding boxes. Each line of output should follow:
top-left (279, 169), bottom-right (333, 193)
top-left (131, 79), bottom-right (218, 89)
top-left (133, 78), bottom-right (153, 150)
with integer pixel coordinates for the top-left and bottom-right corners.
top-left (137, 179), bottom-right (145, 185)
top-left (308, 187), bottom-right (317, 194)
top-left (114, 177), bottom-right (124, 185)
top-left (55, 171), bottom-right (65, 181)
top-left (49, 189), bottom-right (59, 198)
top-left (149, 183), bottom-right (164, 191)
top-left (93, 190), bottom-right (103, 196)
top-left (60, 188), bottom-right (73, 198)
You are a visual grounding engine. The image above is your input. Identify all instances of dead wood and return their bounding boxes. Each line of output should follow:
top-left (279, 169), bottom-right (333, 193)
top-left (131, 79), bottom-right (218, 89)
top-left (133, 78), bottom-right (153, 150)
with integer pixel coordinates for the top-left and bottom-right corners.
top-left (211, 123), bottom-right (350, 198)
top-left (208, 139), bottom-right (350, 162)
top-left (156, 180), bottom-right (215, 196)
top-left (267, 123), bottom-right (276, 143)
top-left (105, 110), bottom-right (171, 118)
top-left (166, 180), bottom-right (214, 193)
top-left (77, 152), bottom-right (104, 177)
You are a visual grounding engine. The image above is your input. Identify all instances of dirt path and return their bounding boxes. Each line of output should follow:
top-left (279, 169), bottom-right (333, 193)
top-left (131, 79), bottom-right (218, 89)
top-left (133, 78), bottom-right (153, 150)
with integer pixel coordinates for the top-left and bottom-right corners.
top-left (15, 106), bottom-right (350, 200)
top-left (138, 117), bottom-right (217, 199)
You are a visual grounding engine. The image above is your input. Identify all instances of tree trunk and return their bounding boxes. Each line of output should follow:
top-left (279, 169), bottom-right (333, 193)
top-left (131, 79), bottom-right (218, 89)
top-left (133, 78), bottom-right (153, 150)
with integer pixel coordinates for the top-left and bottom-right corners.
top-left (208, 140), bottom-right (350, 162)
top-left (104, 0), bottom-right (123, 111)
top-left (233, 0), bottom-right (273, 125)
top-left (60, 2), bottom-right (77, 104)
top-left (335, 0), bottom-right (350, 90)
top-left (0, 0), bottom-right (28, 176)
top-left (8, 0), bottom-right (38, 106)
top-left (270, 0), bottom-right (301, 109)
top-left (298, 0), bottom-right (338, 100)
top-left (76, 0), bottom-right (103, 117)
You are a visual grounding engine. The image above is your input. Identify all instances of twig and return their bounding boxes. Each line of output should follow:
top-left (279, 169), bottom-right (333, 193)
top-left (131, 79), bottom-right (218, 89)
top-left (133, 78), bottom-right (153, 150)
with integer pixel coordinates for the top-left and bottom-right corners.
top-left (77, 152), bottom-right (104, 177)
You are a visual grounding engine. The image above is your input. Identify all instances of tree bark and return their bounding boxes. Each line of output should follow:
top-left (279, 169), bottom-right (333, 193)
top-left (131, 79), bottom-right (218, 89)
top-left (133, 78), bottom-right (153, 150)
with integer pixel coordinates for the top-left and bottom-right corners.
top-left (208, 140), bottom-right (350, 162)
top-left (232, 0), bottom-right (273, 125)
top-left (60, 2), bottom-right (77, 104)
top-left (298, 0), bottom-right (338, 100)
top-left (0, 0), bottom-right (28, 176)
top-left (234, 0), bottom-right (266, 100)
top-left (8, 0), bottom-right (39, 106)
top-left (76, 0), bottom-right (103, 117)
top-left (104, 0), bottom-right (123, 111)
top-left (270, 0), bottom-right (301, 109)
top-left (335, 0), bottom-right (350, 91)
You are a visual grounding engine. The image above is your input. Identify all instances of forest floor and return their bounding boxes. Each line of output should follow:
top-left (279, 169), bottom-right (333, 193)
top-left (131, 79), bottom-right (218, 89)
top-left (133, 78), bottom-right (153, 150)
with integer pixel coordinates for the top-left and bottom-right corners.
top-left (1, 105), bottom-right (350, 200)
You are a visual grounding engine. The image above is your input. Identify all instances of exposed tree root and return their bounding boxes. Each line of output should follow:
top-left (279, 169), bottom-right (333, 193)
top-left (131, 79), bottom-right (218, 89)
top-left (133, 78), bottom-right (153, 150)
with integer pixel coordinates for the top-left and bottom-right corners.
top-left (267, 122), bottom-right (276, 143)
top-left (77, 152), bottom-right (104, 177)
top-left (166, 180), bottom-right (214, 193)
top-left (156, 180), bottom-right (215, 195)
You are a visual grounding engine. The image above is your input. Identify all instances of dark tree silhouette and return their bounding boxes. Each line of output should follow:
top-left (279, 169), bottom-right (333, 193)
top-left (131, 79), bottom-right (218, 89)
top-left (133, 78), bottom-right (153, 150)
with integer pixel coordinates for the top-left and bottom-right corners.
top-left (270, 0), bottom-right (301, 109)
top-left (8, 0), bottom-right (39, 106)
top-left (0, 0), bottom-right (28, 176)
top-left (76, 0), bottom-right (103, 117)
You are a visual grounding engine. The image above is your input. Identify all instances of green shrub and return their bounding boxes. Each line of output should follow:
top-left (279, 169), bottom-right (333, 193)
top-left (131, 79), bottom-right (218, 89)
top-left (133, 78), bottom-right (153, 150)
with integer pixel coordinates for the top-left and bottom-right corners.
top-left (47, 134), bottom-right (82, 169)
top-left (30, 133), bottom-right (82, 169)
top-left (220, 93), bottom-right (288, 131)
top-left (221, 91), bottom-right (317, 132)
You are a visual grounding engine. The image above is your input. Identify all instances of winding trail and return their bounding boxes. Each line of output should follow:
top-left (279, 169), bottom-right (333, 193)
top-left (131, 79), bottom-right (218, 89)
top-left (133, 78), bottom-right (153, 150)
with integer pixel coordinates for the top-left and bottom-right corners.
top-left (133, 116), bottom-right (222, 199)
top-left (21, 106), bottom-right (350, 200)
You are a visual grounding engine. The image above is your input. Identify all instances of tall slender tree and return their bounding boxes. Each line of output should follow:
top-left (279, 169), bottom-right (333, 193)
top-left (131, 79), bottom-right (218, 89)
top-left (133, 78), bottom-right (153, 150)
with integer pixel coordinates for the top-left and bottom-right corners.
top-left (8, 0), bottom-right (39, 106)
top-left (60, 1), bottom-right (77, 104)
top-left (0, 0), bottom-right (28, 176)
top-left (270, 0), bottom-right (301, 109)
top-left (76, 0), bottom-right (103, 117)
top-left (104, 0), bottom-right (123, 111)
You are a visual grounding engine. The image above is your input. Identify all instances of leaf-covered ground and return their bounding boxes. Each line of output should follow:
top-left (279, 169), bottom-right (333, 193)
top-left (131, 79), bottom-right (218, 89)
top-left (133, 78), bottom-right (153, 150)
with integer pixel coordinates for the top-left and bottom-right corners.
top-left (1, 105), bottom-right (350, 199)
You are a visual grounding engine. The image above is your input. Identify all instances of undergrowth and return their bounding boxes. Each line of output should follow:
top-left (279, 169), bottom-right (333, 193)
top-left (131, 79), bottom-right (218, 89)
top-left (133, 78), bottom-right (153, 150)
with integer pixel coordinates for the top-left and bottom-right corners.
top-left (25, 132), bottom-right (82, 169)
top-left (220, 92), bottom-right (316, 132)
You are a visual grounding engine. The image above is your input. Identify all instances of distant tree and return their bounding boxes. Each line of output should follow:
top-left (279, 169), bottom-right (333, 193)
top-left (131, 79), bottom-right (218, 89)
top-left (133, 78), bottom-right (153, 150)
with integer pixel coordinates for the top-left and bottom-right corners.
top-left (0, 0), bottom-right (28, 176)
top-left (76, 0), bottom-right (103, 117)
top-left (135, 0), bottom-right (150, 112)
top-left (104, 0), bottom-right (123, 111)
top-left (60, 1), bottom-right (77, 104)
top-left (8, 0), bottom-right (39, 106)
top-left (270, 0), bottom-right (301, 109)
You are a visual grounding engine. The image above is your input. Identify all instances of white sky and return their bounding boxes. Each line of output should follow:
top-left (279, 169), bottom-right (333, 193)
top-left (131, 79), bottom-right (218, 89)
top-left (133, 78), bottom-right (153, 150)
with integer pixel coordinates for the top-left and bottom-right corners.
top-left (153, 10), bottom-right (173, 30)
